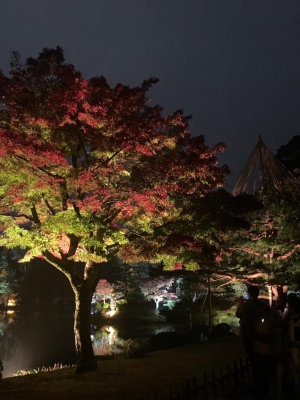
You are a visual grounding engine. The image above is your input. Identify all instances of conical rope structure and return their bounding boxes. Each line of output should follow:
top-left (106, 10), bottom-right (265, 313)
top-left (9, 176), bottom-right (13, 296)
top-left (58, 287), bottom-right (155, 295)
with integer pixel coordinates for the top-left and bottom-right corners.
top-left (232, 135), bottom-right (300, 198)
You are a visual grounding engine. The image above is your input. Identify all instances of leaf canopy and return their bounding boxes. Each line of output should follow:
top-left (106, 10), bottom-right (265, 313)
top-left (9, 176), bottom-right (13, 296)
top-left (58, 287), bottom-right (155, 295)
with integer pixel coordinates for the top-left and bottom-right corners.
top-left (0, 47), bottom-right (228, 269)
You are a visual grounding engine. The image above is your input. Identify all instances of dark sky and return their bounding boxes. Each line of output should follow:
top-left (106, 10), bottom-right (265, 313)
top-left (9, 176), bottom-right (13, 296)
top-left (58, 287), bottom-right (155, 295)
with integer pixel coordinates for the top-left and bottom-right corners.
top-left (1, 0), bottom-right (300, 188)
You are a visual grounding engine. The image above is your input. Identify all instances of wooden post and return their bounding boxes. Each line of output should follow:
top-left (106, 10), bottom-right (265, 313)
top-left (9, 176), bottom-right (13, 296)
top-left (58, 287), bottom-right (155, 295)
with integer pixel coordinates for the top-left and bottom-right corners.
top-left (219, 366), bottom-right (224, 396)
top-left (191, 377), bottom-right (197, 399)
top-left (211, 368), bottom-right (217, 397)
top-left (208, 274), bottom-right (212, 332)
top-left (245, 357), bottom-right (252, 383)
top-left (239, 358), bottom-right (245, 384)
top-left (181, 381), bottom-right (185, 396)
top-left (233, 360), bottom-right (240, 387)
top-left (203, 372), bottom-right (208, 400)
top-left (226, 364), bottom-right (231, 392)
top-left (185, 378), bottom-right (191, 399)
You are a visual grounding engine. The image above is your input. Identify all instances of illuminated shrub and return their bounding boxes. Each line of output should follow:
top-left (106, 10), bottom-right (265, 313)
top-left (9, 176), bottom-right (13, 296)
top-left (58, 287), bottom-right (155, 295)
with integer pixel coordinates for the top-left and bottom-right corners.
top-left (96, 302), bottom-right (110, 313)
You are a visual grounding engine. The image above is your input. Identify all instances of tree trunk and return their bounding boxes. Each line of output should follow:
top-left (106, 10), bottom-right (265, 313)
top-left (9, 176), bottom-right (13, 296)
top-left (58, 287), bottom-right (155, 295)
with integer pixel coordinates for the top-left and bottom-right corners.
top-left (268, 285), bottom-right (273, 308)
top-left (154, 298), bottom-right (160, 310)
top-left (73, 285), bottom-right (97, 373)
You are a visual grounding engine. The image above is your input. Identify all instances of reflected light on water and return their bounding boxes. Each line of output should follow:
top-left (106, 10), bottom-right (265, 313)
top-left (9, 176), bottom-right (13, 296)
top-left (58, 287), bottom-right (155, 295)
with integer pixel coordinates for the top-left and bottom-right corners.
top-left (92, 325), bottom-right (124, 356)
top-left (106, 309), bottom-right (116, 317)
top-left (7, 299), bottom-right (16, 314)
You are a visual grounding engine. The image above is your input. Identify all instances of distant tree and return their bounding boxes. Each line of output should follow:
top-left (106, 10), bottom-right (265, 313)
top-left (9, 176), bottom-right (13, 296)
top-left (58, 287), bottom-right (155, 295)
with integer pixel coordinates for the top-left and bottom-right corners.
top-left (0, 47), bottom-right (228, 372)
top-left (113, 263), bottom-right (148, 304)
top-left (221, 197), bottom-right (300, 301)
top-left (139, 276), bottom-right (178, 310)
top-left (0, 248), bottom-right (26, 306)
top-left (94, 279), bottom-right (114, 304)
top-left (276, 135), bottom-right (300, 176)
top-left (209, 137), bottom-right (300, 302)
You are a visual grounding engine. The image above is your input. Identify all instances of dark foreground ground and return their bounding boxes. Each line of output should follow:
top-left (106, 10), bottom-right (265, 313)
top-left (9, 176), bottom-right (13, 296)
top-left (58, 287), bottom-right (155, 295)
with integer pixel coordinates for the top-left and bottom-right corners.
top-left (0, 335), bottom-right (292, 400)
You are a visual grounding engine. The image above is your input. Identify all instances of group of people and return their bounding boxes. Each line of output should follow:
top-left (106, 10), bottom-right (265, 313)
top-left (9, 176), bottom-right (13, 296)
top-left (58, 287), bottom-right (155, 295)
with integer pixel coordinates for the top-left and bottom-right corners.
top-left (236, 285), bottom-right (300, 400)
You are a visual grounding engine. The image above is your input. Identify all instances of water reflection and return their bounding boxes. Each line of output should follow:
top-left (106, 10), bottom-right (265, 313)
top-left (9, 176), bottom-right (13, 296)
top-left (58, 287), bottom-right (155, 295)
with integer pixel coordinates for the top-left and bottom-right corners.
top-left (0, 311), bottom-right (19, 366)
top-left (92, 325), bottom-right (125, 356)
top-left (0, 307), bottom-right (241, 378)
top-left (91, 323), bottom-right (179, 357)
top-left (0, 308), bottom-right (76, 378)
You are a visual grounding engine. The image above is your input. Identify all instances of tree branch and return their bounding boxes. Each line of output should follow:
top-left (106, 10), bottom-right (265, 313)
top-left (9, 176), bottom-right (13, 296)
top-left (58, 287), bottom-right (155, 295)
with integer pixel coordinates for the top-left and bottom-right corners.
top-left (0, 212), bottom-right (34, 222)
top-left (212, 271), bottom-right (266, 289)
top-left (230, 244), bottom-right (300, 261)
top-left (43, 250), bottom-right (70, 275)
top-left (15, 154), bottom-right (62, 179)
top-left (65, 234), bottom-right (80, 260)
top-left (42, 196), bottom-right (56, 215)
top-left (76, 131), bottom-right (89, 169)
top-left (30, 205), bottom-right (41, 225)
top-left (103, 150), bottom-right (122, 166)
top-left (276, 244), bottom-right (300, 260)
top-left (229, 247), bottom-right (261, 257)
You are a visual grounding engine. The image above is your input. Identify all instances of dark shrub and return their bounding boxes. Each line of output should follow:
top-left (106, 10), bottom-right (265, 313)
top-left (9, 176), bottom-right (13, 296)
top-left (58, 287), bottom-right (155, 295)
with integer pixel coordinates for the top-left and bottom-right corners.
top-left (0, 359), bottom-right (3, 380)
top-left (148, 332), bottom-right (187, 351)
top-left (125, 338), bottom-right (150, 358)
top-left (208, 323), bottom-right (231, 339)
top-left (182, 330), bottom-right (198, 343)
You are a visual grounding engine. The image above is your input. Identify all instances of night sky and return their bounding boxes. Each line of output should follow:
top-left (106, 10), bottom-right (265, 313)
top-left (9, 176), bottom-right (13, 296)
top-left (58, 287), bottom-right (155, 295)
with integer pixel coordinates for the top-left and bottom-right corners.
top-left (1, 0), bottom-right (300, 188)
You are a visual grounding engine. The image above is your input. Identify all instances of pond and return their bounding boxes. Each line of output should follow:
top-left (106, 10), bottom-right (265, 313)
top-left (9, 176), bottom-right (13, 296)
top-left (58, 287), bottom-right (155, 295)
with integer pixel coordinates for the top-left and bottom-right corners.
top-left (0, 306), bottom-right (181, 378)
top-left (0, 306), bottom-right (239, 378)
top-left (0, 307), bottom-right (76, 378)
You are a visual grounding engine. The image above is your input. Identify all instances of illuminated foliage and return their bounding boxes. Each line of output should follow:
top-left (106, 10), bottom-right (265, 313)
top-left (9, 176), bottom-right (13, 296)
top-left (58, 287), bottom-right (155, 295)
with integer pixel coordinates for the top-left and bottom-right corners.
top-left (94, 279), bottom-right (114, 304)
top-left (222, 198), bottom-right (300, 288)
top-left (139, 276), bottom-right (178, 310)
top-left (220, 136), bottom-right (300, 290)
top-left (0, 247), bottom-right (26, 306)
top-left (0, 47), bottom-right (228, 372)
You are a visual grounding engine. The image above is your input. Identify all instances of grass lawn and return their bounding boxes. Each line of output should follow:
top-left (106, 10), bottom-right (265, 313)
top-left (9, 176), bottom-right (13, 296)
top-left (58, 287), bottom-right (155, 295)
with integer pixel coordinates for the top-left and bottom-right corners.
top-left (0, 335), bottom-right (246, 400)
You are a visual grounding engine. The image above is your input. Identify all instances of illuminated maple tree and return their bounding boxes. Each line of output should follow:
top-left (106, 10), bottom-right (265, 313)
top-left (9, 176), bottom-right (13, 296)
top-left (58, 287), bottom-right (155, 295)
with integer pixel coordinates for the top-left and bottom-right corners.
top-left (0, 47), bottom-right (228, 372)
top-left (94, 279), bottom-right (114, 304)
top-left (139, 276), bottom-right (177, 310)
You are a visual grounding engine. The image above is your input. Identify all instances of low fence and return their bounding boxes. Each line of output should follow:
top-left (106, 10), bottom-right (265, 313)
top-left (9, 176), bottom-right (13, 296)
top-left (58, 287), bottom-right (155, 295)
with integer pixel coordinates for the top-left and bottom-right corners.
top-left (141, 357), bottom-right (251, 400)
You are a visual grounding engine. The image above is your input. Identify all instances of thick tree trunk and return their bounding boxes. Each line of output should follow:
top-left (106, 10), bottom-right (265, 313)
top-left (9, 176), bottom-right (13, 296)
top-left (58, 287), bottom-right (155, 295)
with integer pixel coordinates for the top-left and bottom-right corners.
top-left (73, 285), bottom-right (97, 373)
